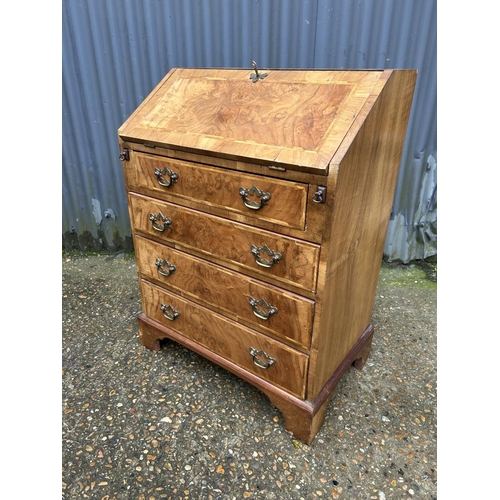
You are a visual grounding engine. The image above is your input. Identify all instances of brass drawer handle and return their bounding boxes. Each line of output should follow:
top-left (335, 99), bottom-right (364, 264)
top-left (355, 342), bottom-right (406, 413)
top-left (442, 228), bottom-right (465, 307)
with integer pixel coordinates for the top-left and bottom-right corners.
top-left (251, 244), bottom-right (282, 268)
top-left (154, 166), bottom-right (178, 187)
top-left (249, 297), bottom-right (278, 320)
top-left (155, 258), bottom-right (176, 277)
top-left (149, 212), bottom-right (172, 232)
top-left (160, 303), bottom-right (180, 321)
top-left (239, 185), bottom-right (271, 210)
top-left (249, 347), bottom-right (276, 369)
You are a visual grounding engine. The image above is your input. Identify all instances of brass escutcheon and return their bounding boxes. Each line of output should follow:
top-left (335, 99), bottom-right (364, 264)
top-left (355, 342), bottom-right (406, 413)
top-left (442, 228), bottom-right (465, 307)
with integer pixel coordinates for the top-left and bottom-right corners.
top-left (249, 297), bottom-right (278, 320)
top-left (249, 61), bottom-right (268, 83)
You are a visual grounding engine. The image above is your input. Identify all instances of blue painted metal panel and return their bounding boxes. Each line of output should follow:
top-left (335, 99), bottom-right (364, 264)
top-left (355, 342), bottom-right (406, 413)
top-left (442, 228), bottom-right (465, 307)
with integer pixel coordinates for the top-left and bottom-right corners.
top-left (62, 0), bottom-right (436, 261)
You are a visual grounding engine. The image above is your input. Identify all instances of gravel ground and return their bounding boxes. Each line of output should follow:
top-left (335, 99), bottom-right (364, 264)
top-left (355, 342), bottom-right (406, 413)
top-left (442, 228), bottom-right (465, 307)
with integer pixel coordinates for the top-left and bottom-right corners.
top-left (62, 253), bottom-right (437, 499)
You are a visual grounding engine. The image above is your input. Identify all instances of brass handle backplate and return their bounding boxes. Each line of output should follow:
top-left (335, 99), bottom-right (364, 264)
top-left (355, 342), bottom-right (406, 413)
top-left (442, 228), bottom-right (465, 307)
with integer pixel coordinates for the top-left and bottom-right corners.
top-left (155, 166), bottom-right (178, 187)
top-left (149, 212), bottom-right (172, 232)
top-left (249, 347), bottom-right (276, 369)
top-left (239, 185), bottom-right (271, 210)
top-left (160, 303), bottom-right (180, 321)
top-left (249, 297), bottom-right (278, 320)
top-left (251, 244), bottom-right (282, 268)
top-left (155, 258), bottom-right (176, 277)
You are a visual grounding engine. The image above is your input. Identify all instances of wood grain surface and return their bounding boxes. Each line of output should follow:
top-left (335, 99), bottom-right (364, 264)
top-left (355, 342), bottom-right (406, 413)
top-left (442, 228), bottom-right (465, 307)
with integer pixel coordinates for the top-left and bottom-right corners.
top-left (118, 69), bottom-right (384, 171)
top-left (140, 280), bottom-right (309, 398)
top-left (124, 151), bottom-right (308, 230)
top-left (308, 69), bottom-right (417, 398)
top-left (119, 67), bottom-right (417, 443)
top-left (129, 193), bottom-right (320, 293)
top-left (134, 235), bottom-right (314, 351)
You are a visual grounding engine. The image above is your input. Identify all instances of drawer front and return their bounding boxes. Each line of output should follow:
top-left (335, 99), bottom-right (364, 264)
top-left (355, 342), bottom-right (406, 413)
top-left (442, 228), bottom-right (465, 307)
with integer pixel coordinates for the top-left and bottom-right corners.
top-left (129, 193), bottom-right (320, 292)
top-left (140, 280), bottom-right (308, 398)
top-left (134, 235), bottom-right (314, 351)
top-left (124, 151), bottom-right (308, 230)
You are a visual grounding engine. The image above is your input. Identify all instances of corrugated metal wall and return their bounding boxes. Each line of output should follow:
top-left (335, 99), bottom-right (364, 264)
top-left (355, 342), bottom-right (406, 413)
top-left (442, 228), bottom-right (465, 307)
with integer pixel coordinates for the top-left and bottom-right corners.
top-left (62, 0), bottom-right (436, 262)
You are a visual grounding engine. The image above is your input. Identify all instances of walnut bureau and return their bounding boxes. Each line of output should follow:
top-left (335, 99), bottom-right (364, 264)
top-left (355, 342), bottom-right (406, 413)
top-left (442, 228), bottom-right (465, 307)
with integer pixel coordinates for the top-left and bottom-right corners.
top-left (118, 67), bottom-right (416, 444)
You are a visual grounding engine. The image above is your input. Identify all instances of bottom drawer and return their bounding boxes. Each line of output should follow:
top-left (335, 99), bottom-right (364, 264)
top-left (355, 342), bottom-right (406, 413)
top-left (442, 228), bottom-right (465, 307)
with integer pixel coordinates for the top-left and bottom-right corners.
top-left (140, 280), bottom-right (308, 398)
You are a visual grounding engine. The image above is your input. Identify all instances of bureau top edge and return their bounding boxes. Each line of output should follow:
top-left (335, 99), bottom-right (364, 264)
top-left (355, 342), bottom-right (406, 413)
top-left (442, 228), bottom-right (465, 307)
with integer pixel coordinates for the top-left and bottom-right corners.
top-left (118, 68), bottom-right (399, 175)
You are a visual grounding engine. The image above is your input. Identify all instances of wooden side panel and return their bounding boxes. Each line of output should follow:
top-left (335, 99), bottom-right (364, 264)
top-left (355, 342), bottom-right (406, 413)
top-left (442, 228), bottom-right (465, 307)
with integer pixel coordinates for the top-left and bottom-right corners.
top-left (308, 69), bottom-right (417, 398)
top-left (140, 280), bottom-right (309, 398)
top-left (134, 235), bottom-right (314, 351)
top-left (129, 193), bottom-right (320, 293)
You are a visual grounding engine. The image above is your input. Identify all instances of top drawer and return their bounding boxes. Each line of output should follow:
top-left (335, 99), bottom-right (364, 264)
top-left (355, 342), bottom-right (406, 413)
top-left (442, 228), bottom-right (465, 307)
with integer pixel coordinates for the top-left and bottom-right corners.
top-left (123, 151), bottom-right (308, 230)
